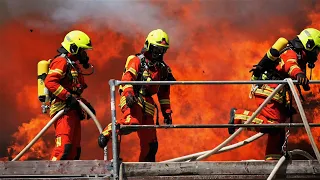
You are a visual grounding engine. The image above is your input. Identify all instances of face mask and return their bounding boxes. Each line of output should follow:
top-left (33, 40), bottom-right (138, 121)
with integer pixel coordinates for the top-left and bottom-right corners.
top-left (76, 49), bottom-right (91, 69)
top-left (149, 44), bottom-right (168, 61)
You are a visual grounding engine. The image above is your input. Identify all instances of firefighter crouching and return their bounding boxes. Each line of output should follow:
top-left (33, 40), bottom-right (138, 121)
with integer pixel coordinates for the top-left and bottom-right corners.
top-left (229, 28), bottom-right (320, 160)
top-left (44, 30), bottom-right (96, 160)
top-left (98, 29), bottom-right (176, 162)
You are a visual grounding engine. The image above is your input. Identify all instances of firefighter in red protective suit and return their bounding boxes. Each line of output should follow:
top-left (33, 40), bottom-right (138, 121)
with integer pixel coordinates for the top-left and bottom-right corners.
top-left (229, 28), bottom-right (320, 160)
top-left (45, 30), bottom-right (96, 160)
top-left (97, 29), bottom-right (175, 162)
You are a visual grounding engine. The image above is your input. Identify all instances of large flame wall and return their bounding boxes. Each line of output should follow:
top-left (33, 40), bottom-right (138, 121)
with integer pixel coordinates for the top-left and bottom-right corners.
top-left (0, 0), bottom-right (320, 162)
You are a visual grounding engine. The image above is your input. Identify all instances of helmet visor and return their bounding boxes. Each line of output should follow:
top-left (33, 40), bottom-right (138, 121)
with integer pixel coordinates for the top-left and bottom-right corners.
top-left (150, 44), bottom-right (168, 55)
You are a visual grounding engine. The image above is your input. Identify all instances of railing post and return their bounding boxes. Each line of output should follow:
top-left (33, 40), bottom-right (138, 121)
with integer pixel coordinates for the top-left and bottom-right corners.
top-left (286, 78), bottom-right (320, 162)
top-left (109, 79), bottom-right (119, 180)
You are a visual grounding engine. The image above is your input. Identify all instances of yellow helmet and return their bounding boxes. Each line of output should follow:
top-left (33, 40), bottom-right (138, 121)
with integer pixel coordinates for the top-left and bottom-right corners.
top-left (144, 29), bottom-right (169, 51)
top-left (61, 30), bottom-right (92, 54)
top-left (297, 28), bottom-right (320, 51)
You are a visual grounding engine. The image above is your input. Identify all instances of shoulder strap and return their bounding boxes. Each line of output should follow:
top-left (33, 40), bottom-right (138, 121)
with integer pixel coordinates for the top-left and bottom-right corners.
top-left (136, 53), bottom-right (148, 71)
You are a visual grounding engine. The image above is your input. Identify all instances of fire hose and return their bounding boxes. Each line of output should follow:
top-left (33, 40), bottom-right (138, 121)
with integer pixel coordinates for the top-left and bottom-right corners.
top-left (267, 149), bottom-right (315, 180)
top-left (11, 100), bottom-right (107, 161)
top-left (161, 132), bottom-right (265, 162)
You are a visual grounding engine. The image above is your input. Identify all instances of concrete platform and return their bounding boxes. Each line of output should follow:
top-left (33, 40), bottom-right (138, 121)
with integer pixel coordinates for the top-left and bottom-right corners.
top-left (0, 160), bottom-right (319, 179)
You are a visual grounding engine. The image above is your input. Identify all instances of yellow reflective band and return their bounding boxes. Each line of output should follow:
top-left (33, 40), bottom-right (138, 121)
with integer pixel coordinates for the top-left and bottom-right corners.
top-left (102, 124), bottom-right (112, 136)
top-left (51, 157), bottom-right (57, 161)
top-left (56, 137), bottom-right (62, 147)
top-left (235, 114), bottom-right (264, 124)
top-left (243, 110), bottom-right (250, 116)
top-left (254, 88), bottom-right (283, 104)
top-left (48, 69), bottom-right (64, 75)
top-left (53, 85), bottom-right (64, 96)
top-left (159, 99), bottom-right (170, 105)
top-left (288, 65), bottom-right (300, 76)
top-left (267, 50), bottom-right (278, 61)
top-left (137, 102), bottom-right (155, 116)
top-left (287, 59), bottom-right (297, 63)
top-left (49, 101), bottom-right (66, 117)
top-left (127, 67), bottom-right (137, 76)
top-left (279, 59), bottom-right (285, 68)
top-left (71, 70), bottom-right (78, 77)
top-left (119, 96), bottom-right (127, 109)
top-left (125, 115), bottom-right (132, 123)
top-left (251, 75), bottom-right (259, 81)
top-left (122, 85), bottom-right (133, 90)
top-left (265, 154), bottom-right (281, 160)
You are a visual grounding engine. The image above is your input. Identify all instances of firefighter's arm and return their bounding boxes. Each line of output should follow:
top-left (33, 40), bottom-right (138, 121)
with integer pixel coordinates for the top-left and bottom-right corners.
top-left (157, 67), bottom-right (175, 124)
top-left (44, 57), bottom-right (69, 100)
top-left (121, 56), bottom-right (140, 97)
top-left (281, 50), bottom-right (304, 79)
top-left (281, 50), bottom-right (309, 89)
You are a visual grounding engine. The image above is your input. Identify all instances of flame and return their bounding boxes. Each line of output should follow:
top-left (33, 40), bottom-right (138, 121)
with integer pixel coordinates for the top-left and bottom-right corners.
top-left (7, 115), bottom-right (54, 161)
top-left (1, 0), bottom-right (320, 162)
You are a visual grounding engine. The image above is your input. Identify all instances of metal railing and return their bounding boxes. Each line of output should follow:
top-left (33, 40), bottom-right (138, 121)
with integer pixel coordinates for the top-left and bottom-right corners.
top-left (108, 79), bottom-right (320, 180)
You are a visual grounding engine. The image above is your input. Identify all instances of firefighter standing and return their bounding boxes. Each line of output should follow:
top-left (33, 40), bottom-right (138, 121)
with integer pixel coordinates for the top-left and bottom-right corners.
top-left (98, 29), bottom-right (175, 162)
top-left (45, 30), bottom-right (96, 160)
top-left (229, 28), bottom-right (320, 160)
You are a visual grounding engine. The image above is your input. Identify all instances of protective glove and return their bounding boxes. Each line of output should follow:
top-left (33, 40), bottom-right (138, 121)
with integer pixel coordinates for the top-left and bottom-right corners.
top-left (86, 103), bottom-right (96, 119)
top-left (163, 110), bottom-right (172, 125)
top-left (126, 93), bottom-right (137, 108)
top-left (65, 94), bottom-right (79, 110)
top-left (249, 64), bottom-right (264, 77)
top-left (98, 134), bottom-right (109, 148)
top-left (296, 73), bottom-right (310, 91)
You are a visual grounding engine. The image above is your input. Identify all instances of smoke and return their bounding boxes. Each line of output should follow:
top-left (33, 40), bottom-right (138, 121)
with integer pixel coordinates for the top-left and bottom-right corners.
top-left (2, 0), bottom-right (316, 46)
top-left (3, 0), bottom-right (178, 37)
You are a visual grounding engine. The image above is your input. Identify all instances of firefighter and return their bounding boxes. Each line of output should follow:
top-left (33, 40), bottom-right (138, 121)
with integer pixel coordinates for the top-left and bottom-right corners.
top-left (97, 29), bottom-right (175, 162)
top-left (229, 28), bottom-right (320, 160)
top-left (45, 30), bottom-right (96, 160)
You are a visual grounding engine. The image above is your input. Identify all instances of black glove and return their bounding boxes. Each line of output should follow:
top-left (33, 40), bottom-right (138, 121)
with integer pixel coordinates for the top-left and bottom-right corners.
top-left (98, 134), bottom-right (109, 148)
top-left (249, 64), bottom-right (264, 77)
top-left (126, 93), bottom-right (137, 108)
top-left (163, 112), bottom-right (172, 125)
top-left (296, 73), bottom-right (310, 90)
top-left (86, 103), bottom-right (96, 119)
top-left (297, 73), bottom-right (308, 85)
top-left (65, 94), bottom-right (79, 110)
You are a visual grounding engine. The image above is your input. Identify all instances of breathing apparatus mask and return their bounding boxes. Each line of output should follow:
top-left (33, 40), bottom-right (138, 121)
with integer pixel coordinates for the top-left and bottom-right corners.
top-left (75, 48), bottom-right (94, 75)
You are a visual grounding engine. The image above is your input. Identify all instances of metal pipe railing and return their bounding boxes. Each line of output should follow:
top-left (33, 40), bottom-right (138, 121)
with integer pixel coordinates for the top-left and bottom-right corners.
top-left (109, 79), bottom-right (119, 180)
top-left (109, 79), bottom-right (320, 179)
top-left (119, 123), bottom-right (320, 130)
top-left (115, 80), bottom-right (320, 86)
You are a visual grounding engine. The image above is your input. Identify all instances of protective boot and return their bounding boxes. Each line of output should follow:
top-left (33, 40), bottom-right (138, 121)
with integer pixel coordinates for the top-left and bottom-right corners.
top-left (228, 108), bottom-right (237, 135)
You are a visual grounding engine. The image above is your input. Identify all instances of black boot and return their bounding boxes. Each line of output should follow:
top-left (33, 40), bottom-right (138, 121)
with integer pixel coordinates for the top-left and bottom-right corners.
top-left (228, 108), bottom-right (237, 135)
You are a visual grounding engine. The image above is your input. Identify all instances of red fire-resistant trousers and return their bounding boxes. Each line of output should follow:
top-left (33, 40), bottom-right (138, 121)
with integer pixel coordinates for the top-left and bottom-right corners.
top-left (50, 110), bottom-right (81, 161)
top-left (233, 96), bottom-right (286, 160)
top-left (102, 96), bottom-right (158, 162)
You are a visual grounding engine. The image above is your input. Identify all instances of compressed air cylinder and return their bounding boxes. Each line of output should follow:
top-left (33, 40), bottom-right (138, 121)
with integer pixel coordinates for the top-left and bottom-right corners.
top-left (37, 60), bottom-right (50, 103)
top-left (267, 37), bottom-right (289, 61)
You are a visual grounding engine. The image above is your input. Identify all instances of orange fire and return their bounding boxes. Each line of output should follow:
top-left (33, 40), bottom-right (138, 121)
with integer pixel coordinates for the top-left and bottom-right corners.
top-left (1, 0), bottom-right (320, 162)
